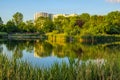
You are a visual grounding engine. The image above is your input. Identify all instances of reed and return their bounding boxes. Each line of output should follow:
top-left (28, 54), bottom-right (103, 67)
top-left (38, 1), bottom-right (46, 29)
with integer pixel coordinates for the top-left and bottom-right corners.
top-left (0, 53), bottom-right (120, 80)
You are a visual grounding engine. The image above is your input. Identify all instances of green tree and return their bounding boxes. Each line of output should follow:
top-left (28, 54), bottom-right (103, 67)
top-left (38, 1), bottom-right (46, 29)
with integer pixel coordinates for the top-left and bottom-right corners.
top-left (54, 16), bottom-right (66, 33)
top-left (13, 12), bottom-right (23, 26)
top-left (81, 15), bottom-right (106, 34)
top-left (43, 19), bottom-right (54, 33)
top-left (34, 17), bottom-right (46, 32)
top-left (105, 11), bottom-right (120, 34)
top-left (65, 16), bottom-right (82, 35)
top-left (106, 11), bottom-right (120, 26)
top-left (79, 13), bottom-right (90, 22)
top-left (18, 22), bottom-right (26, 32)
top-left (34, 17), bottom-right (54, 33)
top-left (25, 20), bottom-right (35, 32)
top-left (6, 20), bottom-right (17, 33)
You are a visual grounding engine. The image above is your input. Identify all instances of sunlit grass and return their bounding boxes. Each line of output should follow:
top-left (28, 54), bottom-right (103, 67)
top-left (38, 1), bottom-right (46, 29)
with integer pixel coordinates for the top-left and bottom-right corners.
top-left (0, 54), bottom-right (120, 80)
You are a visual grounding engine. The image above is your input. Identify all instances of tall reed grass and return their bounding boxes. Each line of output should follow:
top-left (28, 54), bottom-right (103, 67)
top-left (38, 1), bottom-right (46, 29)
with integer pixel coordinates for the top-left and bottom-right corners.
top-left (0, 54), bottom-right (120, 80)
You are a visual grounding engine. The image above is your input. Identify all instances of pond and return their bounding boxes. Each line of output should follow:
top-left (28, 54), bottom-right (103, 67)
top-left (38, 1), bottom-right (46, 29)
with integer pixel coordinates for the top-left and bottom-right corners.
top-left (0, 39), bottom-right (120, 68)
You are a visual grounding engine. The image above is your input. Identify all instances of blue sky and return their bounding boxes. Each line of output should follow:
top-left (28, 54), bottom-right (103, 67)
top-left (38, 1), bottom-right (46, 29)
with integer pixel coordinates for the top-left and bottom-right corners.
top-left (0, 0), bottom-right (120, 23)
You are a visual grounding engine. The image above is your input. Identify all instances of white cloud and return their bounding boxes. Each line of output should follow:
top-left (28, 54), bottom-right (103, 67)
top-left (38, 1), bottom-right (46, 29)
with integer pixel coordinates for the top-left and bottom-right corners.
top-left (106, 0), bottom-right (120, 3)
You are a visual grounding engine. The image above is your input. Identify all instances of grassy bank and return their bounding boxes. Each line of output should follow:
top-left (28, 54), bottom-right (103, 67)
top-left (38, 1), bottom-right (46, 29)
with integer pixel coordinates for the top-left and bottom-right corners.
top-left (0, 54), bottom-right (120, 80)
top-left (46, 32), bottom-right (120, 44)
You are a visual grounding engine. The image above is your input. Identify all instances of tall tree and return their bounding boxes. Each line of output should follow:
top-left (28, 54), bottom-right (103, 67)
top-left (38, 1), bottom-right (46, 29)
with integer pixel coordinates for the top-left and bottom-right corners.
top-left (43, 19), bottom-right (54, 33)
top-left (54, 16), bottom-right (66, 33)
top-left (13, 12), bottom-right (23, 26)
top-left (34, 17), bottom-right (46, 32)
top-left (34, 17), bottom-right (54, 33)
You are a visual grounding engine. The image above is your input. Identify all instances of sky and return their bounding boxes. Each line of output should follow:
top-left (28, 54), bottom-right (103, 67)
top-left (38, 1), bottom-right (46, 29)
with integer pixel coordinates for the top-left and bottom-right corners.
top-left (0, 0), bottom-right (120, 23)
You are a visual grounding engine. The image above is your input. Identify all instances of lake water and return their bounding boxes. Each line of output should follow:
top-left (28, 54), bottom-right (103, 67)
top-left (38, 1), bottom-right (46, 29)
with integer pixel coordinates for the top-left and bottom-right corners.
top-left (0, 39), bottom-right (120, 68)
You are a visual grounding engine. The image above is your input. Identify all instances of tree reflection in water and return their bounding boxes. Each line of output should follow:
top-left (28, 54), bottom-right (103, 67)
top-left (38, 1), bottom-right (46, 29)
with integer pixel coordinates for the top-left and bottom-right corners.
top-left (0, 39), bottom-right (120, 63)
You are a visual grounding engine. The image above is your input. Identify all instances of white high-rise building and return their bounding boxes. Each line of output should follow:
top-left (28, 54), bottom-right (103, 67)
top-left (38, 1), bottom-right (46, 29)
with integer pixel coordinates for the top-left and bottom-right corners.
top-left (34, 12), bottom-right (78, 21)
top-left (34, 12), bottom-right (53, 21)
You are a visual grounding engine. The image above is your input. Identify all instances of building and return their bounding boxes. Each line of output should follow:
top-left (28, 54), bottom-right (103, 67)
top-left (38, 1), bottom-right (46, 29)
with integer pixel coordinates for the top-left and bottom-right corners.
top-left (34, 12), bottom-right (78, 21)
top-left (34, 12), bottom-right (53, 21)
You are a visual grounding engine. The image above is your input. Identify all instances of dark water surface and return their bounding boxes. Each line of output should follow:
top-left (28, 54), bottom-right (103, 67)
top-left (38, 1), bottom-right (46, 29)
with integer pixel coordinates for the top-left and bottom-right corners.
top-left (0, 39), bottom-right (120, 68)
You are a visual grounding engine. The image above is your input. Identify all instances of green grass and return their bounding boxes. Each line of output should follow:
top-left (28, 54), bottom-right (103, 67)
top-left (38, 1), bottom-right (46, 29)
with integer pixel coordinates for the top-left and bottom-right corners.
top-left (0, 54), bottom-right (120, 80)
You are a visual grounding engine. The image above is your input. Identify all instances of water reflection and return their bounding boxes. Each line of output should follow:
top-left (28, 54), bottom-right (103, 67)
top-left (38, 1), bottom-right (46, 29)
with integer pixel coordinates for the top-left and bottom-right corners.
top-left (34, 41), bottom-right (53, 58)
top-left (0, 39), bottom-right (120, 67)
top-left (34, 41), bottom-right (82, 58)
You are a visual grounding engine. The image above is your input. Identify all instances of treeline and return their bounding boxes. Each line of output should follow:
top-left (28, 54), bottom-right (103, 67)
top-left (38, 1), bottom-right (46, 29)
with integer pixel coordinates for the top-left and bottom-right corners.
top-left (0, 11), bottom-right (120, 35)
top-left (0, 12), bottom-right (36, 33)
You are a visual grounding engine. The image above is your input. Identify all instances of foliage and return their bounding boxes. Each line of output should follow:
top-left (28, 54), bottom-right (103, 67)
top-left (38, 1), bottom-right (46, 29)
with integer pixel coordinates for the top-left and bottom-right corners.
top-left (34, 17), bottom-right (54, 33)
top-left (6, 20), bottom-right (17, 33)
top-left (12, 12), bottom-right (23, 26)
top-left (25, 20), bottom-right (35, 32)
top-left (81, 11), bottom-right (120, 35)
top-left (54, 16), bottom-right (66, 33)
top-left (1, 11), bottom-right (120, 35)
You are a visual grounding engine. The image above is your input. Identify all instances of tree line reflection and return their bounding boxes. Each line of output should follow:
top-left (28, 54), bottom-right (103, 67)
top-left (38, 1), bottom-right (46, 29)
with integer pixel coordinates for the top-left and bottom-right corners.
top-left (0, 40), bottom-right (120, 59)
